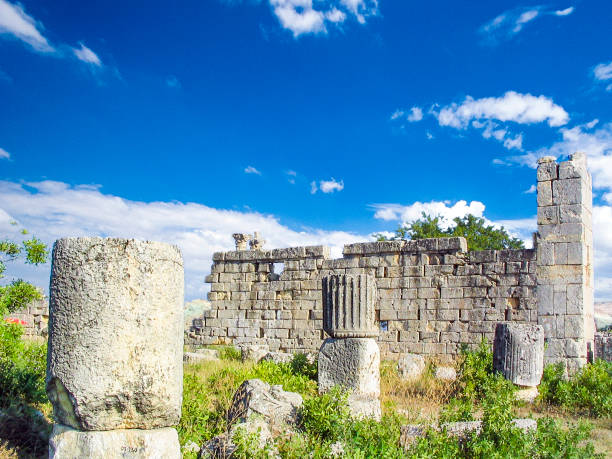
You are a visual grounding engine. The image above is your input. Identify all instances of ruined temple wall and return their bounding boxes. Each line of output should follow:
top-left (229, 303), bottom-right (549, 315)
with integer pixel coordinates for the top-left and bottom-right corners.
top-left (190, 239), bottom-right (537, 360)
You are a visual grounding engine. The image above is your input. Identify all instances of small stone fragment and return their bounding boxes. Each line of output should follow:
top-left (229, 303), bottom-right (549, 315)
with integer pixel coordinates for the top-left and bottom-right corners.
top-left (434, 366), bottom-right (457, 381)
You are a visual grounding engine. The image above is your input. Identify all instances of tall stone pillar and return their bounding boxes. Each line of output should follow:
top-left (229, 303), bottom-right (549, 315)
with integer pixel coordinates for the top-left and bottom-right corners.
top-left (47, 238), bottom-right (184, 458)
top-left (536, 153), bottom-right (594, 373)
top-left (318, 274), bottom-right (381, 419)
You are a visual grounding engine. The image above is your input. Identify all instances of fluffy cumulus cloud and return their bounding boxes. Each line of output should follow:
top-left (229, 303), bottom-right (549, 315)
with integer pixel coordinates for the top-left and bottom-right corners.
top-left (0, 147), bottom-right (10, 159)
top-left (0, 180), bottom-right (368, 301)
top-left (311, 178), bottom-right (344, 194)
top-left (426, 91), bottom-right (568, 151)
top-left (268, 0), bottom-right (377, 37)
top-left (391, 107), bottom-right (423, 123)
top-left (479, 5), bottom-right (574, 44)
top-left (435, 91), bottom-right (569, 129)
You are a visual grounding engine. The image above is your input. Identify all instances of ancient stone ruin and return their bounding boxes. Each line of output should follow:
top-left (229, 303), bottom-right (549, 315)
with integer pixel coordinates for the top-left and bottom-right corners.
top-left (46, 237), bottom-right (184, 458)
top-left (318, 273), bottom-right (381, 419)
top-left (189, 153), bottom-right (596, 373)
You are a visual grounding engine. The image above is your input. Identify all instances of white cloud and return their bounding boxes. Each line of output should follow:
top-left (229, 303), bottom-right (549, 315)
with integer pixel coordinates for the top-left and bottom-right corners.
top-left (593, 61), bottom-right (612, 88)
top-left (0, 147), bottom-right (9, 159)
top-left (0, 180), bottom-right (368, 301)
top-left (390, 106), bottom-right (422, 123)
top-left (319, 178), bottom-right (344, 193)
top-left (268, 0), bottom-right (377, 37)
top-left (286, 170), bottom-right (297, 184)
top-left (72, 42), bottom-right (102, 66)
top-left (554, 7), bottom-right (574, 16)
top-left (503, 133), bottom-right (523, 150)
top-left (480, 6), bottom-right (574, 44)
top-left (523, 184), bottom-right (537, 194)
top-left (0, 0), bottom-right (53, 52)
top-left (244, 165), bottom-right (262, 175)
top-left (426, 131), bottom-right (434, 140)
top-left (435, 91), bottom-right (569, 129)
top-left (310, 180), bottom-right (318, 194)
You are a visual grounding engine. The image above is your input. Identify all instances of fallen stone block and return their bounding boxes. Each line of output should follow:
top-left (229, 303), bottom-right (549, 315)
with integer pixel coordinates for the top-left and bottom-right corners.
top-left (227, 379), bottom-right (303, 428)
top-left (434, 366), bottom-right (457, 381)
top-left (262, 351), bottom-right (294, 364)
top-left (241, 344), bottom-right (270, 363)
top-left (397, 353), bottom-right (426, 380)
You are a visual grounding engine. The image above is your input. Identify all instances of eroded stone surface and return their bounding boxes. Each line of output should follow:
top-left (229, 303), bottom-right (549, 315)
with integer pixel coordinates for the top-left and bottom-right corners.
top-left (49, 424), bottom-right (180, 459)
top-left (47, 237), bottom-right (184, 431)
top-left (397, 354), bottom-right (426, 380)
top-left (318, 338), bottom-right (380, 398)
top-left (434, 366), bottom-right (457, 381)
top-left (493, 323), bottom-right (544, 387)
top-left (227, 379), bottom-right (303, 427)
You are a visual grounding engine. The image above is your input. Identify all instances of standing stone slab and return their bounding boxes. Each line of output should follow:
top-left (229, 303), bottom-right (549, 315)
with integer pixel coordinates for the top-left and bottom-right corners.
top-left (47, 237), bottom-right (184, 431)
top-left (322, 274), bottom-right (378, 338)
top-left (493, 323), bottom-right (544, 387)
top-left (49, 425), bottom-right (180, 459)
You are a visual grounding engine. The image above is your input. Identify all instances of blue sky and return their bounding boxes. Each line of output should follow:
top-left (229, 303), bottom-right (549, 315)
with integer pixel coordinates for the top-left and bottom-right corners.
top-left (1, 0), bottom-right (612, 301)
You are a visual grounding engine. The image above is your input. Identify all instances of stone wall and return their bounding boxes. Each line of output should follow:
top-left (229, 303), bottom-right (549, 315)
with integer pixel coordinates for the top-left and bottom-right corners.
top-left (189, 239), bottom-right (538, 360)
top-left (594, 332), bottom-right (612, 362)
top-left (188, 154), bottom-right (595, 370)
top-left (4, 295), bottom-right (48, 339)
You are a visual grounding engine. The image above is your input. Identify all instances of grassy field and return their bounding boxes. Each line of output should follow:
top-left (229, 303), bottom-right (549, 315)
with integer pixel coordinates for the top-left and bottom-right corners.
top-left (1, 342), bottom-right (611, 458)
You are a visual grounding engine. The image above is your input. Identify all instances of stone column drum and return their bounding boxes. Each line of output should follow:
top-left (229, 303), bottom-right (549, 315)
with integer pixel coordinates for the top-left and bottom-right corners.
top-left (318, 274), bottom-right (381, 419)
top-left (493, 323), bottom-right (544, 387)
top-left (46, 237), bottom-right (184, 458)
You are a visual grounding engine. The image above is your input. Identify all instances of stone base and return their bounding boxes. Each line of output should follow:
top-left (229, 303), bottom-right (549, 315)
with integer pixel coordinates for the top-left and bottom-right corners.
top-left (318, 338), bottom-right (380, 397)
top-left (49, 424), bottom-right (180, 459)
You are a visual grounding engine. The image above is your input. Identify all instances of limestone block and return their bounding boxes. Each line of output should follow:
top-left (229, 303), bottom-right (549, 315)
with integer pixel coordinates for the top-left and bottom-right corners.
top-left (493, 323), bottom-right (544, 387)
top-left (227, 379), bottom-right (303, 427)
top-left (516, 386), bottom-right (539, 403)
top-left (49, 425), bottom-right (180, 459)
top-left (434, 366), bottom-right (457, 381)
top-left (241, 344), bottom-right (270, 362)
top-left (537, 157), bottom-right (558, 181)
top-left (262, 351), bottom-right (294, 364)
top-left (318, 338), bottom-right (380, 397)
top-left (322, 274), bottom-right (378, 338)
top-left (47, 237), bottom-right (184, 431)
top-left (397, 353), bottom-right (426, 380)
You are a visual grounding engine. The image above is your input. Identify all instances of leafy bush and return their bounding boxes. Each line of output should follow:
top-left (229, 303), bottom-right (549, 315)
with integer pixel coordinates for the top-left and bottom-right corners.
top-left (217, 345), bottom-right (242, 361)
top-left (438, 398), bottom-right (475, 424)
top-left (249, 360), bottom-right (317, 396)
top-left (539, 360), bottom-right (612, 417)
top-left (290, 353), bottom-right (317, 381)
top-left (457, 340), bottom-right (496, 402)
top-left (299, 386), bottom-right (350, 441)
top-left (0, 323), bottom-right (47, 408)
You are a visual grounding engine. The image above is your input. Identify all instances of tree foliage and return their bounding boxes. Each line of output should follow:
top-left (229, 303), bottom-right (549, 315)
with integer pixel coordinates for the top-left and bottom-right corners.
top-left (376, 213), bottom-right (524, 251)
top-left (0, 221), bottom-right (48, 317)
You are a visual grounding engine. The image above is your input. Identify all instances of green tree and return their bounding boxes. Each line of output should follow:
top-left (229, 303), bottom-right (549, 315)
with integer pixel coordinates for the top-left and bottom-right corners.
top-left (376, 213), bottom-right (524, 251)
top-left (0, 222), bottom-right (49, 317)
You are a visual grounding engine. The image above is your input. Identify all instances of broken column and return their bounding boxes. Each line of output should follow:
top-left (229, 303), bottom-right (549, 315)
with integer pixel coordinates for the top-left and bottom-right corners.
top-left (493, 323), bottom-right (544, 400)
top-left (46, 237), bottom-right (184, 458)
top-left (232, 233), bottom-right (251, 251)
top-left (318, 273), bottom-right (381, 419)
top-left (536, 153), bottom-right (595, 373)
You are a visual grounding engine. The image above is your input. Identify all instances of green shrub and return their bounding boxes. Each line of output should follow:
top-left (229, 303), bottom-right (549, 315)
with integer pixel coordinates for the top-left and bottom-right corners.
top-left (457, 340), bottom-right (495, 402)
top-left (0, 323), bottom-right (48, 408)
top-left (539, 360), bottom-right (612, 417)
top-left (299, 386), bottom-right (350, 441)
top-left (290, 353), bottom-right (317, 381)
top-left (248, 360), bottom-right (317, 396)
top-left (438, 398), bottom-right (475, 424)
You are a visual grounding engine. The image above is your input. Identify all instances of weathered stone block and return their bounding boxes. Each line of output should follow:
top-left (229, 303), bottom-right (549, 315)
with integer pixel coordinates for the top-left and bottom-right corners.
top-left (397, 353), bottom-right (425, 380)
top-left (49, 425), bottom-right (180, 459)
top-left (322, 274), bottom-right (378, 338)
top-left (47, 238), bottom-right (183, 431)
top-left (318, 338), bottom-right (380, 398)
top-left (493, 323), bottom-right (544, 387)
